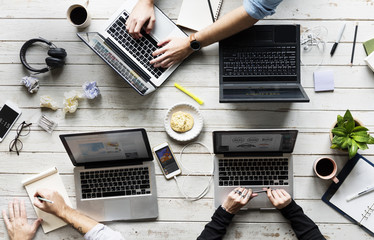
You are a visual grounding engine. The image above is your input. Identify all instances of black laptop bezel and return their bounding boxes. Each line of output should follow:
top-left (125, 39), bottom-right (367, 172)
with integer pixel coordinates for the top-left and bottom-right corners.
top-left (218, 24), bottom-right (309, 102)
top-left (213, 130), bottom-right (298, 156)
top-left (59, 128), bottom-right (154, 167)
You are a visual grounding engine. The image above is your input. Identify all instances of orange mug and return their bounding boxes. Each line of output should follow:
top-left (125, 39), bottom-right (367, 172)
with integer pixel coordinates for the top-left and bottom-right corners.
top-left (313, 157), bottom-right (339, 183)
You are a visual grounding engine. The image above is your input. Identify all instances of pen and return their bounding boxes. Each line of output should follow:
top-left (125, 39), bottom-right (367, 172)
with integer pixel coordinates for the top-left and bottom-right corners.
top-left (174, 83), bottom-right (204, 105)
top-left (37, 196), bottom-right (54, 204)
top-left (207, 0), bottom-right (215, 23)
top-left (350, 22), bottom-right (359, 66)
top-left (346, 185), bottom-right (374, 201)
top-left (330, 23), bottom-right (346, 56)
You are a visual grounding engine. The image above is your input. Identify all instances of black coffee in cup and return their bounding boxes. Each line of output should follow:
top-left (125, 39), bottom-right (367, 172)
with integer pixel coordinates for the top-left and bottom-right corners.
top-left (316, 158), bottom-right (334, 176)
top-left (70, 6), bottom-right (87, 25)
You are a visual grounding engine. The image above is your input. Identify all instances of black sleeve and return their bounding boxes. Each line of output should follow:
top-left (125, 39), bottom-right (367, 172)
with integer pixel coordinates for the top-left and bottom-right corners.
top-left (197, 206), bottom-right (235, 240)
top-left (280, 200), bottom-right (326, 240)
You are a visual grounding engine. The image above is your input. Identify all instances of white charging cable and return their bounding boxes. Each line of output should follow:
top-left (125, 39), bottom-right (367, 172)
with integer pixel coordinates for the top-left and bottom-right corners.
top-left (300, 26), bottom-right (328, 69)
top-left (173, 142), bottom-right (214, 201)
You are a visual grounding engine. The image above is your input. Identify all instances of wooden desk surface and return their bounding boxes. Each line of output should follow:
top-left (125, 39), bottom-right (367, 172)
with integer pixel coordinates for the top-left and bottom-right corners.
top-left (1, 0), bottom-right (374, 239)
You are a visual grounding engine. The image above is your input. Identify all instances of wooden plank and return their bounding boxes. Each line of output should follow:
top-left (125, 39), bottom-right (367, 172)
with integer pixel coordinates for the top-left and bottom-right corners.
top-left (2, 0), bottom-right (374, 20)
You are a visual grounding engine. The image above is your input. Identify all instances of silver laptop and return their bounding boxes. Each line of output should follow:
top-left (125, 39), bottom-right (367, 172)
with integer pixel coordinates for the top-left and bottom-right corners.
top-left (213, 130), bottom-right (298, 209)
top-left (59, 129), bottom-right (158, 221)
top-left (77, 0), bottom-right (187, 96)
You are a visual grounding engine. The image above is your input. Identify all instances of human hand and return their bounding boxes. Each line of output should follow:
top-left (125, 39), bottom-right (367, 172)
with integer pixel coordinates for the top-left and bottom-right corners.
top-left (126, 0), bottom-right (155, 39)
top-left (221, 187), bottom-right (258, 214)
top-left (266, 188), bottom-right (292, 209)
top-left (33, 189), bottom-right (70, 218)
top-left (150, 37), bottom-right (193, 68)
top-left (2, 198), bottom-right (42, 240)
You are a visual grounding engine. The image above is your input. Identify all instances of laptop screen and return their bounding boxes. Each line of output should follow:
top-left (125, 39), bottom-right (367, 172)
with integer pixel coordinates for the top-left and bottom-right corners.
top-left (60, 129), bottom-right (153, 166)
top-left (213, 130), bottom-right (298, 154)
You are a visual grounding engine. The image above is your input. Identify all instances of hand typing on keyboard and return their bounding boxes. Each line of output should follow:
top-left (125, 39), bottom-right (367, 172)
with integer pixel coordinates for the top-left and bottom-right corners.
top-left (221, 187), bottom-right (258, 214)
top-left (126, 0), bottom-right (155, 39)
top-left (150, 37), bottom-right (193, 68)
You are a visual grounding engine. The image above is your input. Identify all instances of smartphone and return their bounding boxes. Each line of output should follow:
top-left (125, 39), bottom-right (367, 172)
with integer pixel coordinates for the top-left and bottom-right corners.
top-left (0, 101), bottom-right (22, 142)
top-left (153, 142), bottom-right (181, 179)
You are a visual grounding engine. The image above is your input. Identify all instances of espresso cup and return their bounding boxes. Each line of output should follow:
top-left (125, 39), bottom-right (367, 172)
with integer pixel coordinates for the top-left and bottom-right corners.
top-left (67, 2), bottom-right (91, 28)
top-left (313, 157), bottom-right (339, 183)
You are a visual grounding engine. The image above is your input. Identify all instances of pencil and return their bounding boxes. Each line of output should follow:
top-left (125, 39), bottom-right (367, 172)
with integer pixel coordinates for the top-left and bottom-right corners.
top-left (350, 22), bottom-right (358, 66)
top-left (207, 0), bottom-right (215, 23)
top-left (174, 83), bottom-right (204, 105)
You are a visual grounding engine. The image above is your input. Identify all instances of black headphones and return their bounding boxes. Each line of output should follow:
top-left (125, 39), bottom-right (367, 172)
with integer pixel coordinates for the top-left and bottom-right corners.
top-left (20, 38), bottom-right (67, 73)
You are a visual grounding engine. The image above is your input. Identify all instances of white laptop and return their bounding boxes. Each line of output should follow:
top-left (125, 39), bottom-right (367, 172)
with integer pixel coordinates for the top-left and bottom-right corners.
top-left (213, 130), bottom-right (298, 209)
top-left (59, 129), bottom-right (158, 221)
top-left (77, 0), bottom-right (187, 96)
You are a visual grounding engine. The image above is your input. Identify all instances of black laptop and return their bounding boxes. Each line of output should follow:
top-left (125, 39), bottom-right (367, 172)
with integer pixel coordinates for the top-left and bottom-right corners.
top-left (219, 25), bottom-right (309, 102)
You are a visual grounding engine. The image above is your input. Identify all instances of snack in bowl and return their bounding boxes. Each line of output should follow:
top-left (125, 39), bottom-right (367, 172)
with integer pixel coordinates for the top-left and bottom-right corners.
top-left (170, 111), bottom-right (194, 133)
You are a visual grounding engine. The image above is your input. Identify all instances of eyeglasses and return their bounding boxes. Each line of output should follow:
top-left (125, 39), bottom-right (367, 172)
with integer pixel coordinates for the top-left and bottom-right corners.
top-left (9, 121), bottom-right (32, 155)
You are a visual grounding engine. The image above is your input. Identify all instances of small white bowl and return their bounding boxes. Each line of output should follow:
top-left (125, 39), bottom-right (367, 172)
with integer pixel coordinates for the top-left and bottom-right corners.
top-left (164, 103), bottom-right (204, 142)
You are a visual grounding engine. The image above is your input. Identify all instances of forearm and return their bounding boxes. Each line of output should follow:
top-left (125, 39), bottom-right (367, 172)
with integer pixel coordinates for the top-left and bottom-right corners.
top-left (196, 6), bottom-right (258, 47)
top-left (280, 200), bottom-right (325, 240)
top-left (197, 206), bottom-right (235, 240)
top-left (58, 206), bottom-right (98, 235)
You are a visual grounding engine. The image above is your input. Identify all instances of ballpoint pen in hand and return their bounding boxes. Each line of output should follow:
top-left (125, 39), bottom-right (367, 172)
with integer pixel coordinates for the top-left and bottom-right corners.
top-left (330, 23), bottom-right (346, 56)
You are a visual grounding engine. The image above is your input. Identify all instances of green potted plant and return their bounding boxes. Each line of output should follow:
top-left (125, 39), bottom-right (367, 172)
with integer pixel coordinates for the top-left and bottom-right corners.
top-left (330, 110), bottom-right (374, 159)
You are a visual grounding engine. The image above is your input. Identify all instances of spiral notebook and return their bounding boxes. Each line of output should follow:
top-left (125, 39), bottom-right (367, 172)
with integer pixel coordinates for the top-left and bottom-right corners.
top-left (177, 0), bottom-right (223, 31)
top-left (322, 154), bottom-right (374, 236)
top-left (22, 167), bottom-right (72, 233)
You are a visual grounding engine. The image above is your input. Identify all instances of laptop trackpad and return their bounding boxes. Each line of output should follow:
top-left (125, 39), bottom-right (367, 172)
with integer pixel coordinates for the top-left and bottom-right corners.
top-left (104, 199), bottom-right (131, 220)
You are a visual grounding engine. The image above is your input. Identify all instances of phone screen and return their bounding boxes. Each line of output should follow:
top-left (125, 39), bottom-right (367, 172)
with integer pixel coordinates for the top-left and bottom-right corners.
top-left (0, 104), bottom-right (20, 139)
top-left (155, 145), bottom-right (179, 175)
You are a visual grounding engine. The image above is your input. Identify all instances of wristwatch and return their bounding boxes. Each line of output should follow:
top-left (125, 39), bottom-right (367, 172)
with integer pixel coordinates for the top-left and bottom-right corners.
top-left (189, 33), bottom-right (201, 51)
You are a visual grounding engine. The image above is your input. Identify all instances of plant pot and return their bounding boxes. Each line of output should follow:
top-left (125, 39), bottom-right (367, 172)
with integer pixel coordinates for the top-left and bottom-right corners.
top-left (329, 118), bottom-right (364, 152)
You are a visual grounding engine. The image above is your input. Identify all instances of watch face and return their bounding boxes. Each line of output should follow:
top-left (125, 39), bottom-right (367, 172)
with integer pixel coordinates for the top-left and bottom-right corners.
top-left (190, 41), bottom-right (201, 51)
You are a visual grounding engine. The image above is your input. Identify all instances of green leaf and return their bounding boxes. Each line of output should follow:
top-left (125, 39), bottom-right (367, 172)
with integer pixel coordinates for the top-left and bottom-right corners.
top-left (330, 144), bottom-right (340, 149)
top-left (351, 131), bottom-right (369, 136)
top-left (337, 115), bottom-right (344, 126)
top-left (349, 140), bottom-right (358, 159)
top-left (368, 136), bottom-right (374, 144)
top-left (352, 126), bottom-right (369, 132)
top-left (341, 137), bottom-right (351, 149)
top-left (352, 135), bottom-right (370, 143)
top-left (343, 110), bottom-right (353, 121)
top-left (332, 127), bottom-right (347, 137)
top-left (332, 136), bottom-right (345, 146)
top-left (356, 141), bottom-right (369, 150)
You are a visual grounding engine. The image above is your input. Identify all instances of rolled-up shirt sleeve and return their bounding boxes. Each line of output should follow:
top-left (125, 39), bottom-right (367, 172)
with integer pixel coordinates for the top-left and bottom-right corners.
top-left (84, 224), bottom-right (125, 240)
top-left (243, 0), bottom-right (283, 20)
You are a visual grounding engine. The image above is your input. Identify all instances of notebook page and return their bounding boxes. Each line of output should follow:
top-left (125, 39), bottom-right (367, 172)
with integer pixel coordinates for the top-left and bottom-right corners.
top-left (330, 158), bottom-right (374, 232)
top-left (22, 167), bottom-right (72, 233)
top-left (177, 0), bottom-right (222, 31)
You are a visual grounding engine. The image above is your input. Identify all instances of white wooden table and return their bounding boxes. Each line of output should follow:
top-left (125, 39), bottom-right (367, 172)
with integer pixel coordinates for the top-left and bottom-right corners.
top-left (1, 0), bottom-right (374, 239)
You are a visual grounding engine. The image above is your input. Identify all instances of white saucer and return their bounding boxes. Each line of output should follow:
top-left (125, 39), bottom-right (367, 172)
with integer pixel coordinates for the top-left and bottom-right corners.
top-left (164, 103), bottom-right (204, 142)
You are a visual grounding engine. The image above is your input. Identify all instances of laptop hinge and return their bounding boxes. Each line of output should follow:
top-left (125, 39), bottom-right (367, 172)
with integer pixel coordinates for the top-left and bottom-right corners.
top-left (84, 160), bottom-right (142, 169)
top-left (223, 152), bottom-right (283, 158)
top-left (104, 38), bottom-right (152, 82)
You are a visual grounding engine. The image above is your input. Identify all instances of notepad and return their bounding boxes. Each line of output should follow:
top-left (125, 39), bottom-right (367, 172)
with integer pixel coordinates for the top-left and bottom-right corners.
top-left (323, 155), bottom-right (374, 236)
top-left (313, 70), bottom-right (334, 92)
top-left (22, 167), bottom-right (72, 233)
top-left (177, 0), bottom-right (223, 31)
top-left (363, 38), bottom-right (374, 56)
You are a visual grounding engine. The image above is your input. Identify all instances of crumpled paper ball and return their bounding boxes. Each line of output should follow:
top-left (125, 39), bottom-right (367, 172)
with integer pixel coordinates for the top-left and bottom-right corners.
top-left (82, 81), bottom-right (100, 99)
top-left (21, 76), bottom-right (39, 93)
top-left (40, 95), bottom-right (59, 110)
top-left (63, 90), bottom-right (84, 114)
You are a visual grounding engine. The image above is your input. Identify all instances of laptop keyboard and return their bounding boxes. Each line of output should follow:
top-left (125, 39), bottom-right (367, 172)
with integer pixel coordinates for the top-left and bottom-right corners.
top-left (92, 40), bottom-right (148, 94)
top-left (222, 46), bottom-right (297, 77)
top-left (106, 11), bottom-right (166, 79)
top-left (80, 167), bottom-right (151, 199)
top-left (218, 158), bottom-right (289, 186)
